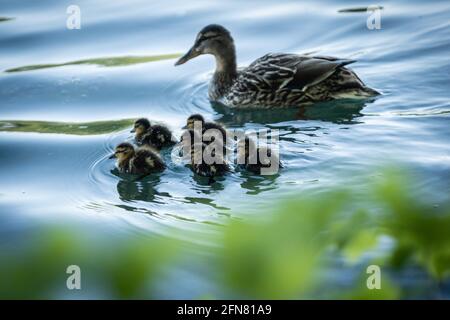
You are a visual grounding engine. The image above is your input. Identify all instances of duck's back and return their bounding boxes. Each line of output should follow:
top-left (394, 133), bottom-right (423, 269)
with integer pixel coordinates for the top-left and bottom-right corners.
top-left (141, 124), bottom-right (175, 150)
top-left (224, 53), bottom-right (379, 107)
top-left (130, 148), bottom-right (165, 174)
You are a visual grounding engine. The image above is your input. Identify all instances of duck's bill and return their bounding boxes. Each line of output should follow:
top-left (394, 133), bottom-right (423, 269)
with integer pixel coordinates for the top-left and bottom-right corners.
top-left (174, 47), bottom-right (200, 66)
top-left (130, 128), bottom-right (136, 133)
top-left (108, 153), bottom-right (116, 159)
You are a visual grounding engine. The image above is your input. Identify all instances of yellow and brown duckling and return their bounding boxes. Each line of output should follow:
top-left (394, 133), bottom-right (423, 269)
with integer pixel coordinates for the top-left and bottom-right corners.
top-left (190, 141), bottom-right (229, 178)
top-left (179, 128), bottom-right (202, 157)
top-left (237, 136), bottom-right (281, 175)
top-left (131, 118), bottom-right (176, 150)
top-left (186, 114), bottom-right (227, 138)
top-left (109, 142), bottom-right (165, 175)
top-left (186, 114), bottom-right (227, 154)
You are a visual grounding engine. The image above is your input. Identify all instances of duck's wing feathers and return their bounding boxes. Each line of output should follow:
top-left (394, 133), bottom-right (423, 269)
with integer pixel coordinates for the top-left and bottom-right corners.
top-left (135, 148), bottom-right (165, 171)
top-left (244, 53), bottom-right (356, 92)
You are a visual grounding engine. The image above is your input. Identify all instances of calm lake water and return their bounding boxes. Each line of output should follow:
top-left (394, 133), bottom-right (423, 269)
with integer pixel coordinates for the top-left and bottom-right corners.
top-left (0, 0), bottom-right (449, 298)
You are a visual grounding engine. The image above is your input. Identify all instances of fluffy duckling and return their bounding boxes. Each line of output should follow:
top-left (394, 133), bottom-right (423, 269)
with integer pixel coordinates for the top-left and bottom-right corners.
top-left (178, 128), bottom-right (201, 159)
top-left (186, 114), bottom-right (227, 139)
top-left (131, 118), bottom-right (175, 150)
top-left (109, 142), bottom-right (165, 175)
top-left (237, 136), bottom-right (281, 175)
top-left (186, 114), bottom-right (228, 154)
top-left (190, 142), bottom-right (229, 178)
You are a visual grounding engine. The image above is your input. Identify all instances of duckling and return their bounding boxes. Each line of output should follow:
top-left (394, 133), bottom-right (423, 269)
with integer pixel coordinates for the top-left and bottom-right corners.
top-left (109, 142), bottom-right (165, 175)
top-left (175, 24), bottom-right (380, 108)
top-left (131, 118), bottom-right (175, 150)
top-left (180, 128), bottom-right (201, 149)
top-left (190, 142), bottom-right (229, 178)
top-left (178, 128), bottom-right (202, 159)
top-left (237, 136), bottom-right (281, 175)
top-left (186, 114), bottom-right (228, 154)
top-left (186, 114), bottom-right (227, 137)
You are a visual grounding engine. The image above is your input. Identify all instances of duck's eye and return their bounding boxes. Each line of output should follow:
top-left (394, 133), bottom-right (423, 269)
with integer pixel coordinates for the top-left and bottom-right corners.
top-left (198, 34), bottom-right (219, 43)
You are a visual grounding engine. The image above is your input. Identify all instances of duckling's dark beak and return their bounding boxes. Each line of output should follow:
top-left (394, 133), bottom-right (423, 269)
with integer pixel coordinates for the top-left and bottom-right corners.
top-left (109, 153), bottom-right (116, 159)
top-left (130, 128), bottom-right (136, 133)
top-left (175, 46), bottom-right (200, 66)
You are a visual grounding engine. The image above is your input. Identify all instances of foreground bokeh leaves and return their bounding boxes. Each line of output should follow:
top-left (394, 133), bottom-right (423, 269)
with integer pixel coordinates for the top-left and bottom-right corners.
top-left (0, 170), bottom-right (448, 299)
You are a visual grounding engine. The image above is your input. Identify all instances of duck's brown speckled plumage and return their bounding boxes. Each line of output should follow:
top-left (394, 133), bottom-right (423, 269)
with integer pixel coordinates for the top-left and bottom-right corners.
top-left (175, 25), bottom-right (380, 108)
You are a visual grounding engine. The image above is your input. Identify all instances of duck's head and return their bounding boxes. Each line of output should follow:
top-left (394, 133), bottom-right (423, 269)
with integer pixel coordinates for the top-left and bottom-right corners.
top-left (131, 118), bottom-right (151, 139)
top-left (175, 24), bottom-right (235, 68)
top-left (109, 142), bottom-right (135, 162)
top-left (186, 114), bottom-right (205, 130)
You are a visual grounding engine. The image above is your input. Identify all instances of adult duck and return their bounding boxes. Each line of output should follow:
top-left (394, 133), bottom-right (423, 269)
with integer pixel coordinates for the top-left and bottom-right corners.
top-left (175, 24), bottom-right (379, 108)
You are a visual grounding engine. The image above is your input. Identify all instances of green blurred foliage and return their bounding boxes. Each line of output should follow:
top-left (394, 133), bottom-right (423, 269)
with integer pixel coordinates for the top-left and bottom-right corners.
top-left (0, 119), bottom-right (135, 135)
top-left (376, 174), bottom-right (450, 279)
top-left (0, 228), bottom-right (178, 299)
top-left (0, 17), bottom-right (14, 23)
top-left (0, 171), bottom-right (448, 299)
top-left (5, 54), bottom-right (181, 73)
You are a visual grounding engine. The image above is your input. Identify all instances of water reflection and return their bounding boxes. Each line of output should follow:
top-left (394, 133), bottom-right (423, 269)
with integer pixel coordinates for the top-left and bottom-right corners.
top-left (191, 173), bottom-right (226, 192)
top-left (238, 171), bottom-right (279, 195)
top-left (112, 168), bottom-right (170, 204)
top-left (212, 98), bottom-right (372, 126)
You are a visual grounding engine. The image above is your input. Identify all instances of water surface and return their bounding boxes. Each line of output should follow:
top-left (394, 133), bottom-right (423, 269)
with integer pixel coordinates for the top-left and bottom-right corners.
top-left (0, 0), bottom-right (449, 298)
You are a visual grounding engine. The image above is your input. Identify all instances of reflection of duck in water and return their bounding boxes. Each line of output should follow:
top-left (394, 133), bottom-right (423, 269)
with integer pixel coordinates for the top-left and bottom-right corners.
top-left (237, 136), bottom-right (281, 175)
top-left (115, 175), bottom-right (169, 203)
top-left (212, 98), bottom-right (368, 126)
top-left (131, 118), bottom-right (176, 150)
top-left (239, 173), bottom-right (278, 196)
top-left (109, 142), bottom-right (165, 175)
top-left (175, 24), bottom-right (379, 108)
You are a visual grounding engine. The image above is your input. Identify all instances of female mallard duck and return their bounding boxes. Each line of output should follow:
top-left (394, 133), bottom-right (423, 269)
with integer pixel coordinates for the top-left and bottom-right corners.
top-left (190, 142), bottom-right (229, 178)
top-left (109, 142), bottom-right (165, 175)
top-left (131, 118), bottom-right (176, 150)
top-left (237, 136), bottom-right (281, 175)
top-left (175, 24), bottom-right (379, 108)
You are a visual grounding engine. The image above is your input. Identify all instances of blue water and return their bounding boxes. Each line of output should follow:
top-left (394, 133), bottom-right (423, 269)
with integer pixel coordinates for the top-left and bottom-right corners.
top-left (0, 0), bottom-right (449, 298)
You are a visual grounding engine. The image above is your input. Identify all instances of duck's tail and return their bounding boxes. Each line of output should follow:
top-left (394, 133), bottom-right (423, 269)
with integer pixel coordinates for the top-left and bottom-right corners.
top-left (333, 86), bottom-right (380, 99)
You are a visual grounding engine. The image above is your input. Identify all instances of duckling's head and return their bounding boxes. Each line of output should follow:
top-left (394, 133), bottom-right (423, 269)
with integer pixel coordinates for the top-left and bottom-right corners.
top-left (186, 114), bottom-right (205, 130)
top-left (110, 142), bottom-right (135, 162)
top-left (175, 24), bottom-right (235, 68)
top-left (131, 118), bottom-right (151, 139)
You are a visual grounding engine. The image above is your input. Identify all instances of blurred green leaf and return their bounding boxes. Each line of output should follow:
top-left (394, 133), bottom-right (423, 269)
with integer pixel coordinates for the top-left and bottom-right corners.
top-left (5, 54), bottom-right (181, 73)
top-left (0, 119), bottom-right (134, 135)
